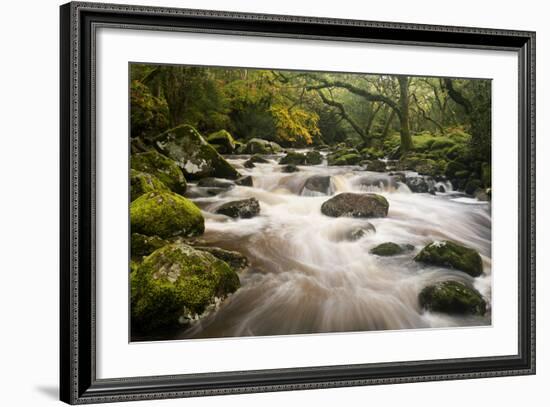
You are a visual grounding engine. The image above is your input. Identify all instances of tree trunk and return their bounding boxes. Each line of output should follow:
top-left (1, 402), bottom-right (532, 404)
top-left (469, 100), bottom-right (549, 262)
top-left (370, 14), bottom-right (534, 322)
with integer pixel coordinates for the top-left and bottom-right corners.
top-left (381, 109), bottom-right (396, 139)
top-left (397, 76), bottom-right (413, 152)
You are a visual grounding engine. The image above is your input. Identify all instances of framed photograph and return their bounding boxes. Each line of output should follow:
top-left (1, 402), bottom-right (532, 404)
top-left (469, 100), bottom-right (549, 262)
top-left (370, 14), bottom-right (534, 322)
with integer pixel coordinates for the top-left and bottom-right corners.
top-left (60, 1), bottom-right (535, 404)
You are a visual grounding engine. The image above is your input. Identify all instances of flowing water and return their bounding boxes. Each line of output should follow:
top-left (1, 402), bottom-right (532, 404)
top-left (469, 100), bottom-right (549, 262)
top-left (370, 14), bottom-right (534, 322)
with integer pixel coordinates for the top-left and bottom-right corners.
top-left (172, 151), bottom-right (491, 339)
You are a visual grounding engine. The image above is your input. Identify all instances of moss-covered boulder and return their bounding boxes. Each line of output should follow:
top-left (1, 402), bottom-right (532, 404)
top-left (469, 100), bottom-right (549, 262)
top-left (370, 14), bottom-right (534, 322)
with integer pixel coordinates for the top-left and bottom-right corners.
top-left (207, 130), bottom-right (236, 154)
top-left (156, 125), bottom-right (241, 180)
top-left (414, 241), bottom-right (483, 277)
top-left (131, 233), bottom-right (168, 258)
top-left (216, 198), bottom-right (260, 219)
top-left (131, 150), bottom-right (187, 194)
top-left (370, 242), bottom-right (414, 256)
top-left (130, 169), bottom-right (169, 202)
top-left (131, 243), bottom-right (240, 332)
top-left (305, 150), bottom-right (323, 165)
top-left (243, 138), bottom-right (282, 154)
top-left (327, 149), bottom-right (362, 166)
top-left (419, 281), bottom-right (486, 315)
top-left (321, 193), bottom-right (389, 218)
top-left (130, 191), bottom-right (204, 238)
top-left (481, 162), bottom-right (491, 187)
top-left (465, 179), bottom-right (482, 196)
top-left (280, 152), bottom-right (307, 165)
top-left (195, 246), bottom-right (249, 272)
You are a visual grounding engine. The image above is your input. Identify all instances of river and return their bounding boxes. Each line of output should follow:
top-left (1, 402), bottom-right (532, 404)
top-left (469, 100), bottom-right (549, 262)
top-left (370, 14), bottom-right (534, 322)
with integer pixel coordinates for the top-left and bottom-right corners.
top-left (172, 150), bottom-right (492, 339)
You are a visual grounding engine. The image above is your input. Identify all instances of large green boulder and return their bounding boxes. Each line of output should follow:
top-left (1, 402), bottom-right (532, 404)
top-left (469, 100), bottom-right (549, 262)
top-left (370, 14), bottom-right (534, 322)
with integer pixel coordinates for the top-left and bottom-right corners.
top-left (243, 138), bottom-right (282, 154)
top-left (131, 150), bottom-right (187, 194)
top-left (207, 130), bottom-right (237, 154)
top-left (419, 280), bottom-right (487, 315)
top-left (280, 152), bottom-right (307, 165)
top-left (131, 233), bottom-right (168, 258)
top-left (414, 241), bottom-right (483, 277)
top-left (321, 193), bottom-right (389, 218)
top-left (156, 125), bottom-right (241, 180)
top-left (130, 169), bottom-right (168, 202)
top-left (131, 243), bottom-right (240, 331)
top-left (130, 191), bottom-right (204, 238)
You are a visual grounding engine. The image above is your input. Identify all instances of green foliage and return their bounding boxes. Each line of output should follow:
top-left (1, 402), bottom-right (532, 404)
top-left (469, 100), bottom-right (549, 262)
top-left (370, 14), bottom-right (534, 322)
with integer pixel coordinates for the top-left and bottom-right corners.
top-left (130, 80), bottom-right (169, 140)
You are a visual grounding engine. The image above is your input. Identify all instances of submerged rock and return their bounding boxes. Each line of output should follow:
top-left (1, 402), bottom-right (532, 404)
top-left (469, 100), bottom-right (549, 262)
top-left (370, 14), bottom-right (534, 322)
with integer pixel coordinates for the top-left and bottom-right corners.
top-left (156, 124), bottom-right (240, 180)
top-left (302, 175), bottom-right (331, 195)
top-left (419, 281), bottom-right (486, 315)
top-left (130, 169), bottom-right (169, 202)
top-left (131, 150), bottom-right (187, 194)
top-left (280, 152), bottom-right (307, 165)
top-left (405, 175), bottom-right (435, 194)
top-left (414, 241), bottom-right (483, 277)
top-left (305, 150), bottom-right (323, 165)
top-left (197, 178), bottom-right (235, 189)
top-left (216, 198), bottom-right (260, 219)
top-left (131, 243), bottom-right (240, 332)
top-left (370, 242), bottom-right (414, 256)
top-left (346, 224), bottom-right (376, 241)
top-left (206, 130), bottom-right (236, 154)
top-left (244, 154), bottom-right (270, 168)
top-left (321, 193), bottom-right (389, 218)
top-left (281, 164), bottom-right (299, 173)
top-left (243, 138), bottom-right (282, 154)
top-left (235, 175), bottom-right (254, 187)
top-left (195, 246), bottom-right (249, 272)
top-left (130, 191), bottom-right (204, 238)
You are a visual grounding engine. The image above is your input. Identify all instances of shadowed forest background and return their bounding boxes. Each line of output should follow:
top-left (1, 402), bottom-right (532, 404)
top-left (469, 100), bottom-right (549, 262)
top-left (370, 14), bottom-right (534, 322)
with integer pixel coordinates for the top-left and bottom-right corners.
top-left (129, 63), bottom-right (492, 341)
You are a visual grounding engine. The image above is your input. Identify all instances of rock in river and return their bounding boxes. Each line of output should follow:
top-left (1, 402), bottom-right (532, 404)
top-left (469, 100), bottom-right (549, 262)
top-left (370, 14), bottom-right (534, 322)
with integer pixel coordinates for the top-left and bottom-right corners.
top-left (414, 240), bottom-right (483, 277)
top-left (131, 243), bottom-right (240, 332)
top-left (321, 193), bottom-right (389, 218)
top-left (216, 197), bottom-right (261, 219)
top-left (302, 175), bottom-right (331, 195)
top-left (131, 150), bottom-right (187, 194)
top-left (130, 191), bottom-right (204, 238)
top-left (156, 124), bottom-right (241, 180)
top-left (370, 242), bottom-right (414, 256)
top-left (419, 280), bottom-right (487, 315)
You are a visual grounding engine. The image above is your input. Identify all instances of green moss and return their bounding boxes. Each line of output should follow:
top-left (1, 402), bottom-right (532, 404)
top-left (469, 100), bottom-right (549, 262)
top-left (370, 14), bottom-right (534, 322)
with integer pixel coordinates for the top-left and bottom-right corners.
top-left (131, 233), bottom-right (168, 258)
top-left (445, 160), bottom-right (467, 178)
top-left (280, 152), bottom-right (307, 165)
top-left (130, 169), bottom-right (169, 202)
top-left (481, 162), bottom-right (491, 187)
top-left (430, 138), bottom-right (456, 151)
top-left (370, 242), bottom-right (404, 256)
top-left (207, 130), bottom-right (236, 154)
top-left (244, 138), bottom-right (282, 154)
top-left (130, 191), bottom-right (204, 238)
top-left (156, 124), bottom-right (241, 180)
top-left (131, 150), bottom-right (187, 194)
top-left (131, 243), bottom-right (240, 332)
top-left (328, 153), bottom-right (362, 166)
top-left (419, 281), bottom-right (486, 315)
top-left (130, 80), bottom-right (169, 140)
top-left (414, 241), bottom-right (483, 277)
top-left (305, 150), bottom-right (323, 165)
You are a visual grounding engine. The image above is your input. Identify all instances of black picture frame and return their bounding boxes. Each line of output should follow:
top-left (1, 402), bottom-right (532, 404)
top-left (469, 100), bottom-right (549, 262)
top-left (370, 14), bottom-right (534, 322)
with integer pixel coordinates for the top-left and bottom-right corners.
top-left (60, 2), bottom-right (536, 404)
